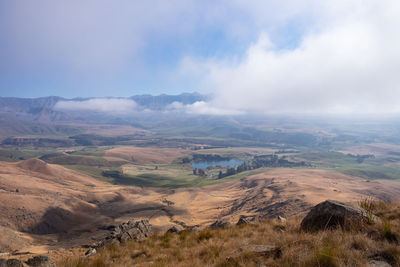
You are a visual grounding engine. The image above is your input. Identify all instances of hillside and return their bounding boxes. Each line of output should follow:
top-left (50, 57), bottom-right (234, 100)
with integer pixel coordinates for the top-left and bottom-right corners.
top-left (1, 159), bottom-right (400, 258)
top-left (56, 200), bottom-right (400, 267)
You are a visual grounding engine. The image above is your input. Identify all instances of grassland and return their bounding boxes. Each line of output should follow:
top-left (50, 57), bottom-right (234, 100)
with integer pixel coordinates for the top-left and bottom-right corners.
top-left (114, 164), bottom-right (268, 188)
top-left (4, 143), bottom-right (400, 188)
top-left (0, 148), bottom-right (47, 162)
top-left (30, 146), bottom-right (273, 187)
top-left (298, 150), bottom-right (400, 181)
top-left (63, 165), bottom-right (115, 183)
top-left (58, 200), bottom-right (400, 267)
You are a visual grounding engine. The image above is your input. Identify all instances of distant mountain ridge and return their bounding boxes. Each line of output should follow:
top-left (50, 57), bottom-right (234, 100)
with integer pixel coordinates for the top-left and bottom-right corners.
top-left (0, 93), bottom-right (209, 137)
top-left (0, 92), bottom-right (207, 114)
top-left (131, 92), bottom-right (208, 110)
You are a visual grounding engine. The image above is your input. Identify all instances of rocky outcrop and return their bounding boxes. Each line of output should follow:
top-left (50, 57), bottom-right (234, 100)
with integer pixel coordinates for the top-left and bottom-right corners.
top-left (0, 256), bottom-right (54, 267)
top-left (94, 219), bottom-right (152, 250)
top-left (236, 216), bottom-right (251, 226)
top-left (25, 256), bottom-right (55, 267)
top-left (0, 258), bottom-right (23, 267)
top-left (300, 200), bottom-right (375, 232)
top-left (167, 225), bottom-right (183, 234)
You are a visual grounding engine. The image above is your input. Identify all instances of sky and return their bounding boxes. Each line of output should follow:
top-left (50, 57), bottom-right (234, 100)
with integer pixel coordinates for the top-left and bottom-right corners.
top-left (1, 0), bottom-right (400, 114)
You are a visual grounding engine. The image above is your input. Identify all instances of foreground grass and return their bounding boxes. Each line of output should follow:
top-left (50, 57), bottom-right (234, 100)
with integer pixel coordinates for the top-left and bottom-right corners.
top-left (58, 201), bottom-right (400, 267)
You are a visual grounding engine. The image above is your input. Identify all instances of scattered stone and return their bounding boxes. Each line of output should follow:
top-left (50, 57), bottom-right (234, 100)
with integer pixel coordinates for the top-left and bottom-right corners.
top-left (186, 225), bottom-right (200, 232)
top-left (300, 200), bottom-right (376, 232)
top-left (83, 248), bottom-right (97, 259)
top-left (0, 259), bottom-right (6, 267)
top-left (209, 220), bottom-right (232, 229)
top-left (167, 225), bottom-right (182, 234)
top-left (368, 260), bottom-right (391, 267)
top-left (97, 237), bottom-right (120, 249)
top-left (277, 216), bottom-right (287, 224)
top-left (25, 256), bottom-right (55, 267)
top-left (94, 219), bottom-right (152, 250)
top-left (236, 216), bottom-right (251, 226)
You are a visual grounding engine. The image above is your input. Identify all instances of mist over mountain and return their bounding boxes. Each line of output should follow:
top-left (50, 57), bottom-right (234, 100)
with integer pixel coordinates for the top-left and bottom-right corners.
top-left (0, 92), bottom-right (208, 117)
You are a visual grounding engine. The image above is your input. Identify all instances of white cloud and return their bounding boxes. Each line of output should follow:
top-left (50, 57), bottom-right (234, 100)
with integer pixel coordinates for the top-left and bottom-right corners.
top-left (166, 101), bottom-right (243, 115)
top-left (54, 98), bottom-right (137, 113)
top-left (184, 0), bottom-right (400, 114)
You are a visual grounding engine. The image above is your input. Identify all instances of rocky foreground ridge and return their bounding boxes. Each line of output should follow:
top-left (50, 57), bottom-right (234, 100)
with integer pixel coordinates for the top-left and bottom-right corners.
top-left (3, 199), bottom-right (398, 266)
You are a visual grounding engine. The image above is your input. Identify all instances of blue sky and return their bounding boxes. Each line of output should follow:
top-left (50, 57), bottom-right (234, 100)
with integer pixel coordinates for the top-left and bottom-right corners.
top-left (1, 1), bottom-right (400, 115)
top-left (0, 1), bottom-right (308, 98)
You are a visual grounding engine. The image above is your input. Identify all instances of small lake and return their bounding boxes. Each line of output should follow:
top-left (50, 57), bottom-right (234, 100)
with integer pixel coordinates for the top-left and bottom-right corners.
top-left (191, 159), bottom-right (245, 169)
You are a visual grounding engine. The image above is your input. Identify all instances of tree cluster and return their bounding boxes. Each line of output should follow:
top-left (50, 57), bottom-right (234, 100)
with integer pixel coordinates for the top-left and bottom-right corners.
top-left (192, 154), bottom-right (308, 179)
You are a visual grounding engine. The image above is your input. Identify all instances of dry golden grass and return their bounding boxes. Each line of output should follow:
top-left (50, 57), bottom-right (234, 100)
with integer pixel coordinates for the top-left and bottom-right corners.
top-left (57, 201), bottom-right (400, 267)
top-left (3, 159), bottom-right (400, 257)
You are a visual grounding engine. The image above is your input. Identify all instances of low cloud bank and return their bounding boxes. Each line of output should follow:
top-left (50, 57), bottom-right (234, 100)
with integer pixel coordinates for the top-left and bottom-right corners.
top-left (54, 98), bottom-right (137, 113)
top-left (167, 101), bottom-right (243, 116)
top-left (53, 98), bottom-right (244, 116)
top-left (183, 0), bottom-right (400, 115)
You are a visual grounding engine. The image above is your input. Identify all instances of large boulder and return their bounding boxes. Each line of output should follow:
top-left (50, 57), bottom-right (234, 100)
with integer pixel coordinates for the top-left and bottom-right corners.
top-left (95, 219), bottom-right (152, 250)
top-left (300, 200), bottom-right (374, 232)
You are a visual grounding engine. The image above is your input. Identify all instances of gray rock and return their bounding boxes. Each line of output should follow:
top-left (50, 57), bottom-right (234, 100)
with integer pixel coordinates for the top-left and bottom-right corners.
top-left (167, 225), bottom-right (182, 234)
top-left (186, 225), bottom-right (200, 232)
top-left (300, 200), bottom-right (375, 232)
top-left (95, 236), bottom-right (120, 249)
top-left (83, 248), bottom-right (97, 259)
top-left (209, 220), bottom-right (232, 229)
top-left (25, 256), bottom-right (55, 267)
top-left (236, 216), bottom-right (251, 226)
top-left (5, 259), bottom-right (23, 267)
top-left (95, 219), bottom-right (152, 250)
top-left (277, 216), bottom-right (287, 224)
top-left (368, 260), bottom-right (391, 267)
